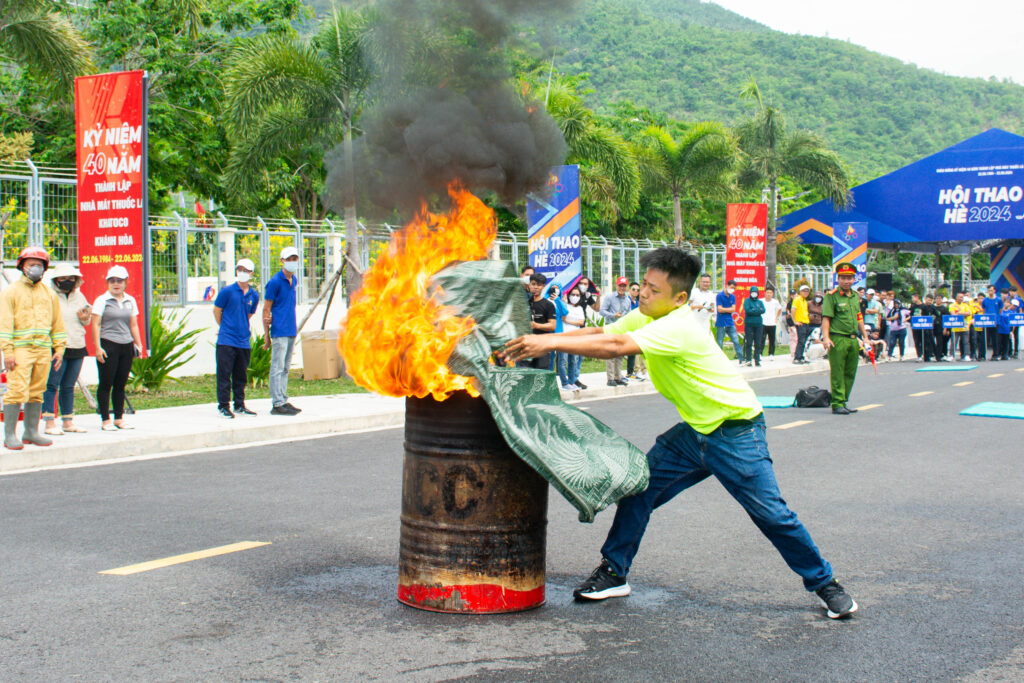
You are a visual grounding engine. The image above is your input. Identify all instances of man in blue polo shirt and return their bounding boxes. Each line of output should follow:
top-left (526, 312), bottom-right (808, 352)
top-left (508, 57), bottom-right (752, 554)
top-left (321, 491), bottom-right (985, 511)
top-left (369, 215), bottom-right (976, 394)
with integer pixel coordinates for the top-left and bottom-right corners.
top-left (715, 279), bottom-right (745, 364)
top-left (263, 246), bottom-right (301, 415)
top-left (213, 258), bottom-right (260, 418)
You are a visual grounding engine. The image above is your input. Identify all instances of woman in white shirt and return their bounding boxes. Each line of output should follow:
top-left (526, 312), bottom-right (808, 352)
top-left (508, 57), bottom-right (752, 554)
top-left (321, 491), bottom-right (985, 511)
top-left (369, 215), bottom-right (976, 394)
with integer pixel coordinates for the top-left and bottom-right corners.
top-left (91, 265), bottom-right (143, 431)
top-left (560, 284), bottom-right (600, 390)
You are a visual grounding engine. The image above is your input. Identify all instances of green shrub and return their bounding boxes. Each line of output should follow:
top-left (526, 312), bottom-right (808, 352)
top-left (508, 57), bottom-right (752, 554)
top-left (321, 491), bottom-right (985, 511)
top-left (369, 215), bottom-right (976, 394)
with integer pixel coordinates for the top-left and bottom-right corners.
top-left (129, 303), bottom-right (203, 392)
top-left (247, 334), bottom-right (272, 388)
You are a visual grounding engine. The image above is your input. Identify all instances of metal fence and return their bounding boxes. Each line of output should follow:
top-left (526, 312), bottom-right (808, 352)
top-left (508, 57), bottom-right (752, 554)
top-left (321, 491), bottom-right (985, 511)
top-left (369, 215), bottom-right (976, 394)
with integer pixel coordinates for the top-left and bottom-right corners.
top-left (0, 160), bottom-right (950, 306)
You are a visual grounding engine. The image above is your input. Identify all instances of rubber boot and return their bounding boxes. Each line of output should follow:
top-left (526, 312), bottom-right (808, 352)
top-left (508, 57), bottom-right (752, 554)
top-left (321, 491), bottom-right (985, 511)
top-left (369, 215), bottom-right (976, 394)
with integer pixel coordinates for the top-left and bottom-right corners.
top-left (21, 403), bottom-right (52, 447)
top-left (4, 404), bottom-right (24, 450)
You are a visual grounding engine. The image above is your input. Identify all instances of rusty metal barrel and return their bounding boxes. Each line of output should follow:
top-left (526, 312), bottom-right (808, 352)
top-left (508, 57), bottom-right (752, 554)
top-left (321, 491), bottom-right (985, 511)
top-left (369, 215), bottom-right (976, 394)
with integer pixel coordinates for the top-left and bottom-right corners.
top-left (398, 391), bottom-right (548, 613)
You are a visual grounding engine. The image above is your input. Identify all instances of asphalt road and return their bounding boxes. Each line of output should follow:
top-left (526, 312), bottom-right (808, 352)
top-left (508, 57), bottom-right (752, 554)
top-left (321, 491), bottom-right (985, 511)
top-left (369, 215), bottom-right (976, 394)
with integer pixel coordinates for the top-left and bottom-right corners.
top-left (1, 360), bottom-right (1022, 682)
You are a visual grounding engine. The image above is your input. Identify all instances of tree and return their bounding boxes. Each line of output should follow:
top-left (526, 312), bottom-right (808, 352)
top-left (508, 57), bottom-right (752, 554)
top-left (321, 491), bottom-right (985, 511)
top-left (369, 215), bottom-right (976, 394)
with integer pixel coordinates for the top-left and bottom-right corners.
top-left (0, 0), bottom-right (93, 99)
top-left (541, 79), bottom-right (640, 225)
top-left (224, 6), bottom-right (371, 297)
top-left (637, 121), bottom-right (737, 242)
top-left (735, 79), bottom-right (851, 287)
top-left (83, 0), bottom-right (307, 211)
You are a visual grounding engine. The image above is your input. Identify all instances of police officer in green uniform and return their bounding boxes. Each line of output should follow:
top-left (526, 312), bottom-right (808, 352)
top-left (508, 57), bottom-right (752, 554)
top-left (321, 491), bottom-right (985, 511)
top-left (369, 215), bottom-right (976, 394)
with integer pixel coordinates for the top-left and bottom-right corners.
top-left (822, 262), bottom-right (868, 415)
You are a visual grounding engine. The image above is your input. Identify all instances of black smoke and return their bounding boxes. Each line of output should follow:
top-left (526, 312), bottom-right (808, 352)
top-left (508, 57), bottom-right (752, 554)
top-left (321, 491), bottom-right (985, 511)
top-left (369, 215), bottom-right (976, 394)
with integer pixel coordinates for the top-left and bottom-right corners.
top-left (324, 0), bottom-right (572, 214)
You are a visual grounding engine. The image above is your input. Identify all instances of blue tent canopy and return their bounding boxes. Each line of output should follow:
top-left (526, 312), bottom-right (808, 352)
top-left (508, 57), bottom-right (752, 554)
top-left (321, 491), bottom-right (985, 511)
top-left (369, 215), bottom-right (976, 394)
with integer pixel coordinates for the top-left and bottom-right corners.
top-left (779, 129), bottom-right (1024, 253)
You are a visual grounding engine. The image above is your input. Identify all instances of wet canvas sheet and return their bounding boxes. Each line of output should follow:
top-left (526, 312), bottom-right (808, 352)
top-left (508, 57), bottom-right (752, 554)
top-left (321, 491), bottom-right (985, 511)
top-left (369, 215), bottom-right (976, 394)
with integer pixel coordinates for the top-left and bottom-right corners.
top-left (433, 260), bottom-right (649, 522)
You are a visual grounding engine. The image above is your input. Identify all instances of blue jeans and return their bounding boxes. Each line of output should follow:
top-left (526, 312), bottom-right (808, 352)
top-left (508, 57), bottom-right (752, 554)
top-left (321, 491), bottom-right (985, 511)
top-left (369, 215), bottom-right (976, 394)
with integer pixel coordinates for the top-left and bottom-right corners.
top-left (600, 416), bottom-right (834, 591)
top-left (565, 353), bottom-right (582, 385)
top-left (269, 336), bottom-right (296, 407)
top-left (715, 324), bottom-right (744, 362)
top-left (41, 354), bottom-right (85, 418)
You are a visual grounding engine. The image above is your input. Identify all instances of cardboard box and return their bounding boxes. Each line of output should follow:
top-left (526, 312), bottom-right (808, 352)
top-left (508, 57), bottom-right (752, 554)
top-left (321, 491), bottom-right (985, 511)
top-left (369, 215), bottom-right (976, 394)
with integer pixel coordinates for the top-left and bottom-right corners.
top-left (301, 329), bottom-right (342, 380)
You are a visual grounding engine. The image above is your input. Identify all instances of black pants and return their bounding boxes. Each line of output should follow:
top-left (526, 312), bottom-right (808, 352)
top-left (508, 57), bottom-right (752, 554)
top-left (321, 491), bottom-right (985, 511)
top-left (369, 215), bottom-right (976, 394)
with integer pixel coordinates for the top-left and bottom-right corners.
top-left (743, 323), bottom-right (763, 364)
top-left (911, 329), bottom-right (922, 358)
top-left (998, 333), bottom-right (1011, 359)
top-left (794, 325), bottom-right (811, 361)
top-left (760, 325), bottom-right (776, 357)
top-left (986, 328), bottom-right (998, 358)
top-left (216, 345), bottom-right (251, 409)
top-left (97, 339), bottom-right (134, 421)
top-left (921, 330), bottom-right (938, 361)
top-left (1012, 327), bottom-right (1019, 356)
top-left (523, 354), bottom-right (550, 370)
top-left (972, 328), bottom-right (986, 359)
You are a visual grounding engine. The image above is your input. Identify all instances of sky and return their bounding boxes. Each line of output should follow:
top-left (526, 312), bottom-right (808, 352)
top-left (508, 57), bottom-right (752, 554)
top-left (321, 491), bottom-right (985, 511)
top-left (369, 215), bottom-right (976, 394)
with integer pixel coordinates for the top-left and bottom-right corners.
top-left (709, 0), bottom-right (1024, 85)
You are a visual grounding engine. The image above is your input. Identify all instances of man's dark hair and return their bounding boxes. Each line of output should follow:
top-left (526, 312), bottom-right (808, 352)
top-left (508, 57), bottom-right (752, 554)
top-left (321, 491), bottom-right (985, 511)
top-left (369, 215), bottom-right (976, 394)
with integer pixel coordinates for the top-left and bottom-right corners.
top-left (699, 273), bottom-right (711, 280)
top-left (639, 247), bottom-right (702, 295)
top-left (766, 286), bottom-right (775, 293)
top-left (1001, 287), bottom-right (1009, 294)
top-left (726, 279), bottom-right (736, 286)
top-left (521, 264), bottom-right (535, 274)
top-left (529, 272), bottom-right (547, 285)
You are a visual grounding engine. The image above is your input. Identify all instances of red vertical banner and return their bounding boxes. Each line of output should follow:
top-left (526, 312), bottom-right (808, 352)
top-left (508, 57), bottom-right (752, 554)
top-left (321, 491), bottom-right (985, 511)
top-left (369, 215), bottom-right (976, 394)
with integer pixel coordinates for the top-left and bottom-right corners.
top-left (74, 70), bottom-right (149, 352)
top-left (725, 203), bottom-right (767, 334)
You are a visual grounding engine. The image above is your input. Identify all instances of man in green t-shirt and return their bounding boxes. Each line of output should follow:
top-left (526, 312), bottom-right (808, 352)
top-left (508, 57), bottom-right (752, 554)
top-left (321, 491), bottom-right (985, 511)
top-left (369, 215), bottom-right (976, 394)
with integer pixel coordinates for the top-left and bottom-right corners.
top-left (821, 262), bottom-right (868, 415)
top-left (505, 247), bottom-right (857, 619)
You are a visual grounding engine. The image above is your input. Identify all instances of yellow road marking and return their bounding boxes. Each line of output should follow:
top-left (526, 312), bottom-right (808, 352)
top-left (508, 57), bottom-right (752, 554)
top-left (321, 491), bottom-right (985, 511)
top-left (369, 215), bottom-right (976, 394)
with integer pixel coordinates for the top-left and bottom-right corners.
top-left (100, 541), bottom-right (271, 576)
top-left (1016, 368), bottom-right (1024, 372)
top-left (909, 391), bottom-right (933, 397)
top-left (771, 420), bottom-right (813, 430)
top-left (987, 373), bottom-right (1004, 378)
top-left (953, 381), bottom-right (973, 387)
top-left (856, 404), bottom-right (883, 411)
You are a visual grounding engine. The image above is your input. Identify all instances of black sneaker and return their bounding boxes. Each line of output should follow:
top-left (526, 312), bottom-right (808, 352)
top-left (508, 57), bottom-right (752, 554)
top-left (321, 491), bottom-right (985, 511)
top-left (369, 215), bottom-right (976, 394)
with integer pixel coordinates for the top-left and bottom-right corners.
top-left (270, 405), bottom-right (296, 416)
top-left (831, 405), bottom-right (851, 415)
top-left (573, 559), bottom-right (631, 601)
top-left (816, 579), bottom-right (858, 619)
top-left (283, 402), bottom-right (302, 413)
top-left (234, 405), bottom-right (257, 416)
top-left (218, 407), bottom-right (235, 419)
top-left (615, 379), bottom-right (628, 386)
top-left (575, 380), bottom-right (588, 390)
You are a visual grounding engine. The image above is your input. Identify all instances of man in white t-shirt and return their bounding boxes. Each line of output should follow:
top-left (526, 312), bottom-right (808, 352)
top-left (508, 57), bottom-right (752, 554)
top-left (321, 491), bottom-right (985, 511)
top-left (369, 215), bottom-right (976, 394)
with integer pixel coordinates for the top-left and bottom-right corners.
top-left (688, 273), bottom-right (716, 333)
top-left (760, 286), bottom-right (782, 360)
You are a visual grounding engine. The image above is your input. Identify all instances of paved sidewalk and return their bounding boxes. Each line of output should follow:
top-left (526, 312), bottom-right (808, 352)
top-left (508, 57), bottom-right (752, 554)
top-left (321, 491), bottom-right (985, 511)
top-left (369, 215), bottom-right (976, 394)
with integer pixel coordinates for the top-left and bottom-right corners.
top-left (0, 354), bottom-right (830, 474)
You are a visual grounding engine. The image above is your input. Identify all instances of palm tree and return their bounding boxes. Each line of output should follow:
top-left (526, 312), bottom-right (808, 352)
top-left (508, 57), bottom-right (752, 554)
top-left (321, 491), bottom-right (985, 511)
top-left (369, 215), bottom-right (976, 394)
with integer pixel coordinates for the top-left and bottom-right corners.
top-left (0, 0), bottom-right (93, 98)
top-left (223, 6), bottom-right (371, 297)
top-left (735, 79), bottom-right (851, 287)
top-left (541, 80), bottom-right (640, 224)
top-left (638, 122), bottom-right (737, 243)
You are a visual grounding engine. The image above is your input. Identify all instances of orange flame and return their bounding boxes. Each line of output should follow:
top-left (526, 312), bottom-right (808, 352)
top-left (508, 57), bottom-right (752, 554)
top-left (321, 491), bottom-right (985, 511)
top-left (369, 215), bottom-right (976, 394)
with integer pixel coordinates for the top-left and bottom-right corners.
top-left (340, 183), bottom-right (497, 401)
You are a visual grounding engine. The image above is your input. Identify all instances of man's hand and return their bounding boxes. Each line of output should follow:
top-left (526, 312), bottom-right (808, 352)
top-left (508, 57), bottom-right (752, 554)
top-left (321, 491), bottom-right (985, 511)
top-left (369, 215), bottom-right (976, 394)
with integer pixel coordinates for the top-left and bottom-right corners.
top-left (52, 354), bottom-right (63, 372)
top-left (4, 355), bottom-right (15, 372)
top-left (504, 334), bottom-right (551, 362)
top-left (96, 347), bottom-right (107, 363)
top-left (822, 336), bottom-right (834, 351)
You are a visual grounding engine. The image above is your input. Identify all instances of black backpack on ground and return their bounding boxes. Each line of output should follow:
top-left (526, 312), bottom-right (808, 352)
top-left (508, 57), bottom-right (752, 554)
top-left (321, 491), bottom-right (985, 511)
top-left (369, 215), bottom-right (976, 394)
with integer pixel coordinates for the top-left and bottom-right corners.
top-left (794, 386), bottom-right (831, 408)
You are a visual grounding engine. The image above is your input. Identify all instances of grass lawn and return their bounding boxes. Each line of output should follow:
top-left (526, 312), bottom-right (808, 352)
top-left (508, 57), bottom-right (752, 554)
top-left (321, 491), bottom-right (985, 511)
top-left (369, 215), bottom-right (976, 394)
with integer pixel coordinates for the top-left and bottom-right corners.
top-left (73, 370), bottom-right (366, 413)
top-left (68, 343), bottom-right (795, 414)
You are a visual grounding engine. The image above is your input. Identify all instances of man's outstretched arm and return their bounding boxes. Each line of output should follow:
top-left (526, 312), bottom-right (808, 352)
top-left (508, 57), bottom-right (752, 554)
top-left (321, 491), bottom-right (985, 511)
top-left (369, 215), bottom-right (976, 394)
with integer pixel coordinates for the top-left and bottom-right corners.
top-left (505, 330), bottom-right (640, 361)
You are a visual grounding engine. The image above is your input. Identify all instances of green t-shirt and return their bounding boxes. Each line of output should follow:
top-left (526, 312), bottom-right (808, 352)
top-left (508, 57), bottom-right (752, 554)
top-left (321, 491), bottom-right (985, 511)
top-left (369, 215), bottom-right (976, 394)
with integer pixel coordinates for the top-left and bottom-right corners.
top-left (821, 289), bottom-right (860, 336)
top-left (606, 306), bottom-right (763, 434)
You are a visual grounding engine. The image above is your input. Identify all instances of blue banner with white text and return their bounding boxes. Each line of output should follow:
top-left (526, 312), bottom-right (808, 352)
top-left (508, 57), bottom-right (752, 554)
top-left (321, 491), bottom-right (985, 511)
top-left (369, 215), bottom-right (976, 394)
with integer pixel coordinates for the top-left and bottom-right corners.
top-left (527, 165), bottom-right (581, 296)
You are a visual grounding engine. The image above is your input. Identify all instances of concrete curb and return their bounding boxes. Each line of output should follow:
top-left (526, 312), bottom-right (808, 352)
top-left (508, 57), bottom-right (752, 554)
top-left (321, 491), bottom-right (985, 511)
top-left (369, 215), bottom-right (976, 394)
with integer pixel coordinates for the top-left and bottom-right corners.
top-left (0, 357), bottom-right (830, 475)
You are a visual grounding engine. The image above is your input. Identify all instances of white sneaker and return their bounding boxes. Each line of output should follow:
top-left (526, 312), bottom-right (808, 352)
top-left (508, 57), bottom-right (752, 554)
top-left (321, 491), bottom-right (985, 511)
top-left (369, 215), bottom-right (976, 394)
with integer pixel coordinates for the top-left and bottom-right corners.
top-left (563, 384), bottom-right (579, 391)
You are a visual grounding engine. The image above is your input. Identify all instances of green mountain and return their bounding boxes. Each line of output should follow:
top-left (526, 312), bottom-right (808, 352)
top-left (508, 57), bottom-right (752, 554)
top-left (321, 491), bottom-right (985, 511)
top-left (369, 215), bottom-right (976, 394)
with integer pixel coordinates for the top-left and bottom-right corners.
top-left (551, 0), bottom-right (1024, 181)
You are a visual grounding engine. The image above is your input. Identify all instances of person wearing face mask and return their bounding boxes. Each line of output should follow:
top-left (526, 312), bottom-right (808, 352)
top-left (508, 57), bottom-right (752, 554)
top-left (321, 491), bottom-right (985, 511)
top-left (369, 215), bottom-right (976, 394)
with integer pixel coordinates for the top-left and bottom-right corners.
top-left (263, 246), bottom-right (302, 415)
top-left (808, 291), bottom-right (824, 334)
top-left (213, 258), bottom-right (260, 418)
top-left (41, 264), bottom-right (91, 435)
top-left (547, 284), bottom-right (570, 383)
top-left (520, 265), bottom-right (535, 304)
top-left (0, 247), bottom-right (67, 449)
top-left (562, 285), bottom-right (597, 390)
top-left (91, 265), bottom-right (143, 431)
top-left (741, 285), bottom-right (766, 367)
top-left (715, 279), bottom-right (745, 364)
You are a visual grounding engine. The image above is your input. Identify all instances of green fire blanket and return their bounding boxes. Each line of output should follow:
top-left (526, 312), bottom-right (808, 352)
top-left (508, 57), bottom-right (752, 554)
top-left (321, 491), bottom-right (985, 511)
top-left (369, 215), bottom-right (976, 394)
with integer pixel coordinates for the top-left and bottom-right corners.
top-left (433, 260), bottom-right (649, 522)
